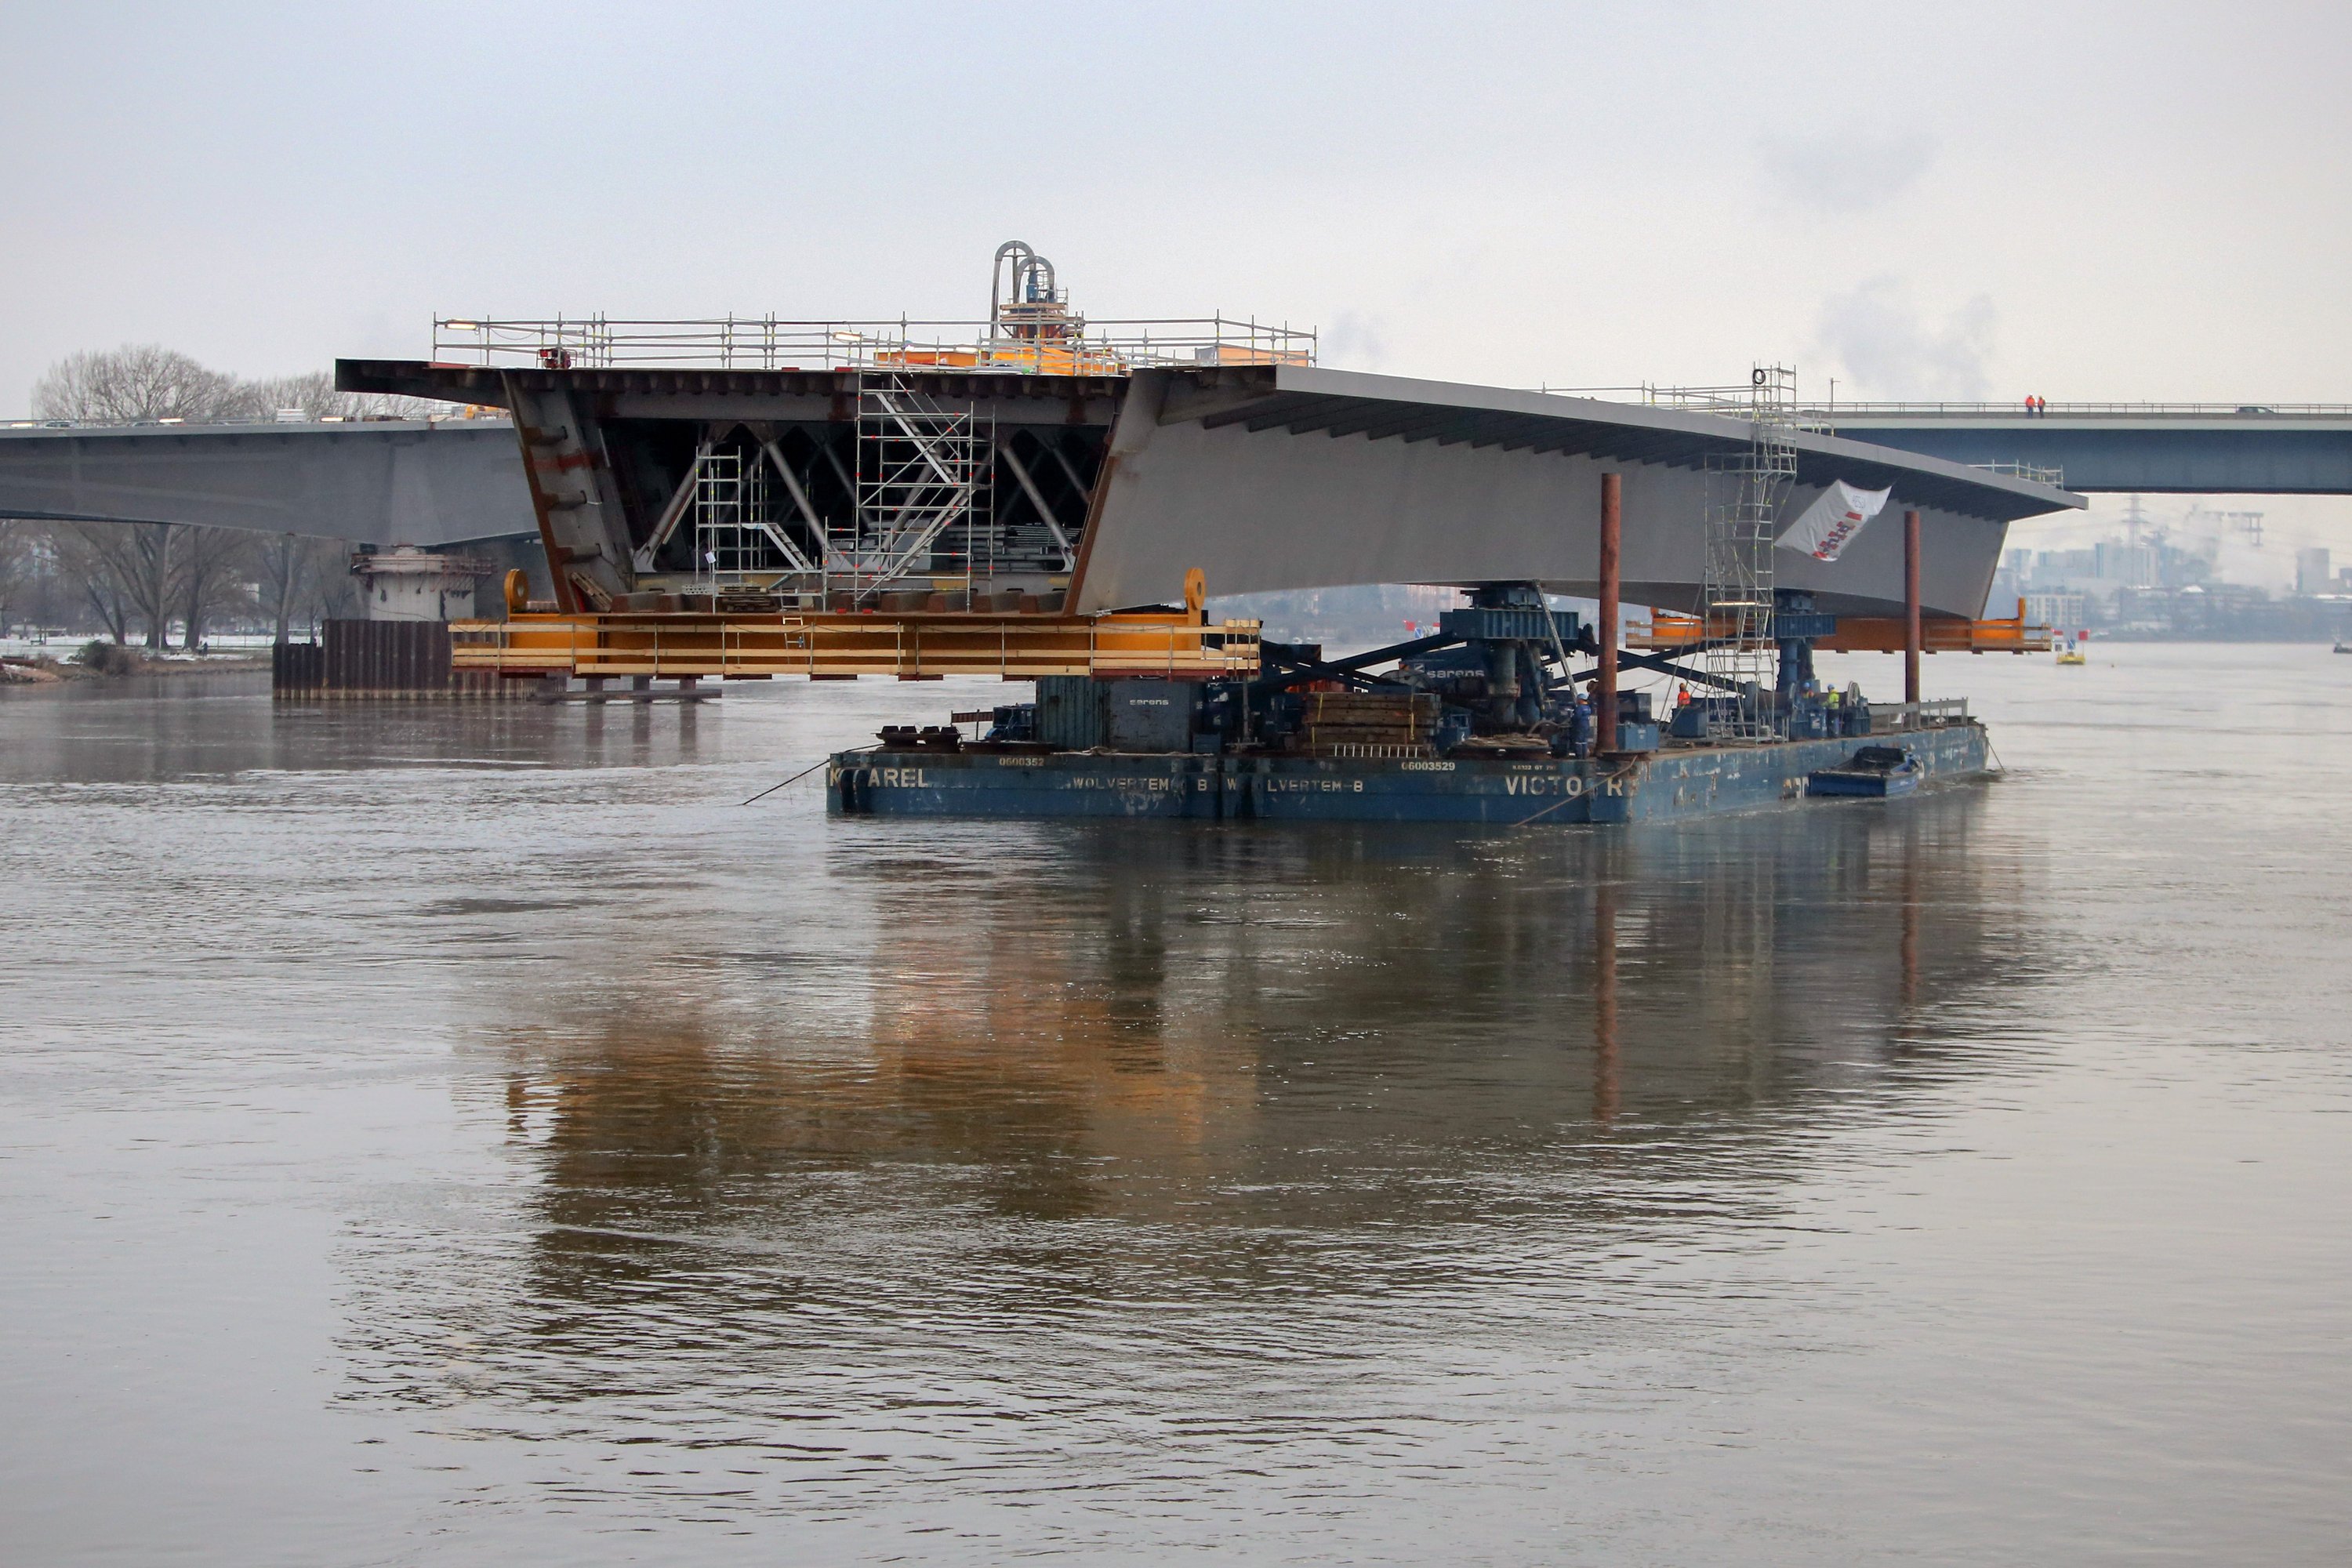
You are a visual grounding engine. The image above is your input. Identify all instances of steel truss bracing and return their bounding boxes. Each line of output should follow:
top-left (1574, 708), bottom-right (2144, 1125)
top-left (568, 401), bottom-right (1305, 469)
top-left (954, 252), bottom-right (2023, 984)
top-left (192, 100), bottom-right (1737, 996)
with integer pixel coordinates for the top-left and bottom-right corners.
top-left (1700, 365), bottom-right (1798, 739)
top-left (633, 417), bottom-right (1098, 604)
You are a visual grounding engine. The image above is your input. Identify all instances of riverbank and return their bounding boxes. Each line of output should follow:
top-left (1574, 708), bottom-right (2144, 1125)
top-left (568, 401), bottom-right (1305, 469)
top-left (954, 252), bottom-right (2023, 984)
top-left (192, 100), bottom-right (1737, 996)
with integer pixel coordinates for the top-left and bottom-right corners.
top-left (1, 647), bottom-right (270, 684)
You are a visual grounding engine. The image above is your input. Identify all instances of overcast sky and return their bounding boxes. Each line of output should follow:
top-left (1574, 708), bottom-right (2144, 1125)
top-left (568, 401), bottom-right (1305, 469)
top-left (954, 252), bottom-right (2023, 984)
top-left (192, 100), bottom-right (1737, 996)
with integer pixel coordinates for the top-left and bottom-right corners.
top-left (5, 1), bottom-right (2347, 559)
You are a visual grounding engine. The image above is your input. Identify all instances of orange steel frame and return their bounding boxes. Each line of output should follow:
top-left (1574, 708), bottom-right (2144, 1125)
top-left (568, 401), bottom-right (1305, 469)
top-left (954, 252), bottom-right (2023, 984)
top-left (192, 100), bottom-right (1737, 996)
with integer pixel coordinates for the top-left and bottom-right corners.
top-left (450, 610), bottom-right (1261, 682)
top-left (1635, 602), bottom-right (2054, 655)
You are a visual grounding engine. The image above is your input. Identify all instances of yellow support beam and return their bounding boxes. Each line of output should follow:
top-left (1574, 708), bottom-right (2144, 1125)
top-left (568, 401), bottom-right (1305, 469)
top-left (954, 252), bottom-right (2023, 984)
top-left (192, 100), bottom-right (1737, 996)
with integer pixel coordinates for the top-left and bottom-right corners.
top-left (449, 610), bottom-right (1261, 681)
top-left (1635, 608), bottom-right (2053, 655)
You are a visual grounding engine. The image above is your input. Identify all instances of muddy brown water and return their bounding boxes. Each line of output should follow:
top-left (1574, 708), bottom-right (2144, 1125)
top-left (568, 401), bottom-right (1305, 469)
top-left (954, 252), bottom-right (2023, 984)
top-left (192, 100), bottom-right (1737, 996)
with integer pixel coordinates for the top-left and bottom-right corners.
top-left (2, 646), bottom-right (2347, 1564)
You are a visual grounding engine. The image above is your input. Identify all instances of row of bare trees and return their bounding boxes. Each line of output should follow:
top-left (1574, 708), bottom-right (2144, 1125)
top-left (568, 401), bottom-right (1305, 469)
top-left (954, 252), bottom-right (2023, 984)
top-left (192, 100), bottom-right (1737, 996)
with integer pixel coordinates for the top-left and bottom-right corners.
top-left (4, 345), bottom-right (433, 647)
top-left (2, 518), bottom-right (362, 648)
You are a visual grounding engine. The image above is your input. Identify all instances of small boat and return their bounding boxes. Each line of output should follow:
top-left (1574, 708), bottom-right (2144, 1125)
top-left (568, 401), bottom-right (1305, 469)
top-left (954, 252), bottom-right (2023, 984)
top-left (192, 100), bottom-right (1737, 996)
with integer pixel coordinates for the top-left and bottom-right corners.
top-left (2056, 648), bottom-right (2087, 666)
top-left (1809, 745), bottom-right (1922, 798)
top-left (2335, 641), bottom-right (2351, 655)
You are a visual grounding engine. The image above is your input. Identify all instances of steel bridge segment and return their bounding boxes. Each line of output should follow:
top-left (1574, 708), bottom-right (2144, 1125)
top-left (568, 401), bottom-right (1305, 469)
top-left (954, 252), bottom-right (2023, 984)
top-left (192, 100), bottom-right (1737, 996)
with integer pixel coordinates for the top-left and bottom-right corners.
top-left (1817, 408), bottom-right (2352, 494)
top-left (1075, 366), bottom-right (2082, 621)
top-left (0, 420), bottom-right (535, 545)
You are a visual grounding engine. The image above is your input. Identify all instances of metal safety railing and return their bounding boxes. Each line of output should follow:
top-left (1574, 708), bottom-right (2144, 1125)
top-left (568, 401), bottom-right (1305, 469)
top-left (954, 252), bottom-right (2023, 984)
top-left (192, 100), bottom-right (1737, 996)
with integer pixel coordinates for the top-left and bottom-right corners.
top-left (1967, 459), bottom-right (2068, 486)
top-left (430, 314), bottom-right (1316, 375)
top-left (1883, 698), bottom-right (1971, 728)
top-left (1538, 382), bottom-right (1795, 416)
top-left (1533, 391), bottom-right (2352, 424)
top-left (1, 412), bottom-right (509, 430)
top-left (1796, 400), bottom-right (2352, 419)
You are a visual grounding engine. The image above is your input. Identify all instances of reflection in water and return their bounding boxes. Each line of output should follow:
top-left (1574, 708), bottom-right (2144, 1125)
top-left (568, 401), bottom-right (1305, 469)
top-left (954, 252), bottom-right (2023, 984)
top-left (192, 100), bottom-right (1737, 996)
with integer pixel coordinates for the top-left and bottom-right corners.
top-left (13, 649), bottom-right (2345, 1562)
top-left (0, 672), bottom-right (707, 783)
top-left (1594, 879), bottom-right (1620, 1126)
top-left (341, 790), bottom-right (2049, 1519)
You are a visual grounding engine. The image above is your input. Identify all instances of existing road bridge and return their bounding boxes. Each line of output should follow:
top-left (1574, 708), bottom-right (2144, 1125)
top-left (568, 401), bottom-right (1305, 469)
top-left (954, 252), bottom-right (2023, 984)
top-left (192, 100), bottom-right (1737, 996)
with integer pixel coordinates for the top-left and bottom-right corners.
top-left (1812, 403), bottom-right (2352, 495)
top-left (4, 368), bottom-right (2085, 623)
top-left (0, 417), bottom-right (532, 546)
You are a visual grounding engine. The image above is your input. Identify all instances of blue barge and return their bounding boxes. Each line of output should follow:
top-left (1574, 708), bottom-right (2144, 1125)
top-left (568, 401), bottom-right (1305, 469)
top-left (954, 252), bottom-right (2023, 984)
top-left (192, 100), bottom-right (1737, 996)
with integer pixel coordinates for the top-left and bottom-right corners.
top-left (828, 721), bottom-right (1987, 826)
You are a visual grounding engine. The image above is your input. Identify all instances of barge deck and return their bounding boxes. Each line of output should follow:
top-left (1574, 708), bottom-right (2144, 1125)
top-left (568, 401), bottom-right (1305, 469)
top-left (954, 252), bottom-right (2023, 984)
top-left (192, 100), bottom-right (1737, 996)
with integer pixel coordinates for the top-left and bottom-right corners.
top-left (828, 721), bottom-right (1987, 826)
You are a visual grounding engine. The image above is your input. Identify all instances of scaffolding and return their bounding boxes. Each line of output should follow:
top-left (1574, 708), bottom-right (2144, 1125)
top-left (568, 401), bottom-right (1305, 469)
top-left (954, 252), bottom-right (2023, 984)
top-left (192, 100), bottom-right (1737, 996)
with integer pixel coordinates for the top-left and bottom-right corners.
top-left (690, 441), bottom-right (818, 589)
top-left (685, 445), bottom-right (749, 584)
top-left (842, 373), bottom-right (994, 603)
top-left (1700, 366), bottom-right (1798, 739)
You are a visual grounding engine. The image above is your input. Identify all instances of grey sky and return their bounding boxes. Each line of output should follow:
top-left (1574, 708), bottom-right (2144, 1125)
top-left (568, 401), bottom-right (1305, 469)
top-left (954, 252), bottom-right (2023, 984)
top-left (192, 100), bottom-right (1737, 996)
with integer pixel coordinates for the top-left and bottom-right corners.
top-left (4, 3), bottom-right (2346, 503)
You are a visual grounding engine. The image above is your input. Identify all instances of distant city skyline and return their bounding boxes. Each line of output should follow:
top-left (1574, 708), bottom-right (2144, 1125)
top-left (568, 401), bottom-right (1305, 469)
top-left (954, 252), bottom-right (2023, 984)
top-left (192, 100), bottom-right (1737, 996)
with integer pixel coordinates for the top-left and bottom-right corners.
top-left (2011, 494), bottom-right (2343, 591)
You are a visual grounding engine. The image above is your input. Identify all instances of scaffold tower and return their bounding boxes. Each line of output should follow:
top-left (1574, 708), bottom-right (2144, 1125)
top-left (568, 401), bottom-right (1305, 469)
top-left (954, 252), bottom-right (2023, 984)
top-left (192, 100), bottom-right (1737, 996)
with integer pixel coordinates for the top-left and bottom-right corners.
top-left (844, 373), bottom-right (994, 601)
top-left (691, 444), bottom-right (749, 581)
top-left (1701, 365), bottom-right (1798, 737)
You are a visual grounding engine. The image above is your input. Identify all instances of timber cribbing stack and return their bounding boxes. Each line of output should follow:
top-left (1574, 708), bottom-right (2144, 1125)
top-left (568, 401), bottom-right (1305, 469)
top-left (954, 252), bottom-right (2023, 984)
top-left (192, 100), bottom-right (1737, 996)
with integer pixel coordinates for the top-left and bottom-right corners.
top-left (1295, 689), bottom-right (1442, 758)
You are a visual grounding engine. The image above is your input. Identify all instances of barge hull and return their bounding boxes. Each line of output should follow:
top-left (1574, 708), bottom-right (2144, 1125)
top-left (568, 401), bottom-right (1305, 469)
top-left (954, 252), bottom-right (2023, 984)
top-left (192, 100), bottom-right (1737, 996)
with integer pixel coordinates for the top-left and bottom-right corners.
top-left (827, 724), bottom-right (1989, 825)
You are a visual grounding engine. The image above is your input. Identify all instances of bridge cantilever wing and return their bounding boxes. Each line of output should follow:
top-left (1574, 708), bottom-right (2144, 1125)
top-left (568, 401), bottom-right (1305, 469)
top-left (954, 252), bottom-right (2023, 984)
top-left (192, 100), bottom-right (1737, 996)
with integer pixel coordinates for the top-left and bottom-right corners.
top-left (1073, 366), bottom-right (2082, 621)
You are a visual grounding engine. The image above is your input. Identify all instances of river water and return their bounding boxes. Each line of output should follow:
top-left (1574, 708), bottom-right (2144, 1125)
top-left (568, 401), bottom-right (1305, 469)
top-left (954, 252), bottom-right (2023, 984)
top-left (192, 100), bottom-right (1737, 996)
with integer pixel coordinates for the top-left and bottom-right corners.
top-left (2, 644), bottom-right (2347, 1565)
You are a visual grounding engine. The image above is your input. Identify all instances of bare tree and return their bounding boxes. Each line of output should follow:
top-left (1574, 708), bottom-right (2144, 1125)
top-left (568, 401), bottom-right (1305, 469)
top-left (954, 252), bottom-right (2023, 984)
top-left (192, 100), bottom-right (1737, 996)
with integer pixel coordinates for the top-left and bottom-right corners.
top-left (35, 346), bottom-right (262, 648)
top-left (33, 344), bottom-right (252, 425)
top-left (254, 534), bottom-right (305, 644)
top-left (245, 370), bottom-right (442, 421)
top-left (62, 521), bottom-right (173, 645)
top-left (252, 534), bottom-right (361, 643)
top-left (9, 524), bottom-right (76, 635)
top-left (0, 519), bottom-right (29, 635)
top-left (46, 524), bottom-right (132, 643)
top-left (175, 526), bottom-right (256, 650)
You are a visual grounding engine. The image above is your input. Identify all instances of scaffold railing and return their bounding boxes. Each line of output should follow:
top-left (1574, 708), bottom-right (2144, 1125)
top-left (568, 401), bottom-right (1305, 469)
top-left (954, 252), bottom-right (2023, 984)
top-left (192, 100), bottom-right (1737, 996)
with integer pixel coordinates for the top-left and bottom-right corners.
top-left (1795, 400), bottom-right (2352, 418)
top-left (1537, 393), bottom-right (2352, 421)
top-left (1968, 459), bottom-right (2067, 486)
top-left (430, 314), bottom-right (1316, 374)
top-left (1537, 381), bottom-right (1840, 434)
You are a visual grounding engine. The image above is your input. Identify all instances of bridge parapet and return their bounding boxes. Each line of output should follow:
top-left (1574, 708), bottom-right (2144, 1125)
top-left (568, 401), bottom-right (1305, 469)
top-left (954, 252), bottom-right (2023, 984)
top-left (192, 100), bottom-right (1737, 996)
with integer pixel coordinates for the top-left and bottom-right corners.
top-left (1803, 400), bottom-right (2352, 421)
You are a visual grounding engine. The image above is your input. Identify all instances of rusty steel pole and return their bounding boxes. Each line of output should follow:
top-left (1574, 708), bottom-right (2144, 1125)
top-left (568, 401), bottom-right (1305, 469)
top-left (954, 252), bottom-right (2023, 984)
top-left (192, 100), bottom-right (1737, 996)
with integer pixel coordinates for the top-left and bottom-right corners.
top-left (1598, 471), bottom-right (1621, 753)
top-left (1904, 507), bottom-right (1922, 710)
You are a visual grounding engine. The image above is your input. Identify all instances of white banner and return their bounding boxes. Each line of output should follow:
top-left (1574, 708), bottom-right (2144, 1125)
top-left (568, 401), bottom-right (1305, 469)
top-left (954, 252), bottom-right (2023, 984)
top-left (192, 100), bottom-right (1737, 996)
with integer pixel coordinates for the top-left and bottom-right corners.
top-left (1776, 481), bottom-right (1893, 563)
